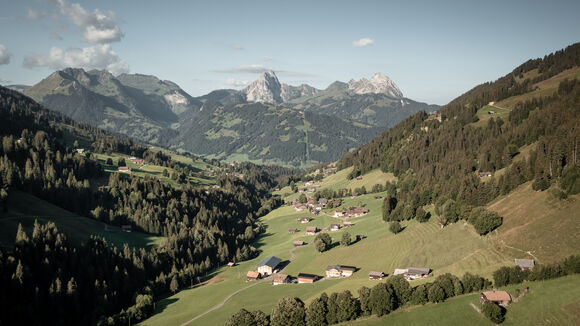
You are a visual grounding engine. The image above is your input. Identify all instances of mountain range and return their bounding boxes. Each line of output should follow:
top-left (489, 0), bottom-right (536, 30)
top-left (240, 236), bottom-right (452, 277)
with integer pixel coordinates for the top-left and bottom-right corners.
top-left (21, 69), bottom-right (438, 167)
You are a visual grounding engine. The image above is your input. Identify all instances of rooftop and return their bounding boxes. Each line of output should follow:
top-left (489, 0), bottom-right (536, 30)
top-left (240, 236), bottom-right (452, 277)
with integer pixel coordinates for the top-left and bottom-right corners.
top-left (257, 256), bottom-right (282, 269)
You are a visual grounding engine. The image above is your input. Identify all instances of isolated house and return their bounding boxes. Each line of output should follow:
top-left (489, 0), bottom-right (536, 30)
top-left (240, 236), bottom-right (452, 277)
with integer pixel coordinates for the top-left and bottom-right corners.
top-left (300, 217), bottom-right (311, 223)
top-left (293, 240), bottom-right (305, 247)
top-left (480, 291), bottom-right (512, 306)
top-left (297, 273), bottom-right (318, 283)
top-left (288, 228), bottom-right (298, 234)
top-left (272, 273), bottom-right (290, 285)
top-left (369, 271), bottom-right (384, 280)
top-left (227, 262), bottom-right (235, 267)
top-left (347, 208), bottom-right (369, 218)
top-left (343, 221), bottom-right (354, 227)
top-left (329, 224), bottom-right (340, 231)
top-left (257, 256), bottom-right (282, 276)
top-left (514, 259), bottom-right (535, 271)
top-left (118, 166), bottom-right (132, 174)
top-left (334, 210), bottom-right (345, 217)
top-left (394, 267), bottom-right (431, 280)
top-left (246, 271), bottom-right (261, 281)
top-left (318, 198), bottom-right (328, 207)
top-left (306, 226), bottom-right (318, 235)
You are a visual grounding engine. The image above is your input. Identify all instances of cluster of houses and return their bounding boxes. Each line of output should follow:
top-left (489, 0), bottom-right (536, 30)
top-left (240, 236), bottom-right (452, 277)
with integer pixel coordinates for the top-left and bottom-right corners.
top-left (393, 267), bottom-right (432, 281)
top-left (333, 207), bottom-right (369, 218)
top-left (313, 167), bottom-right (338, 177)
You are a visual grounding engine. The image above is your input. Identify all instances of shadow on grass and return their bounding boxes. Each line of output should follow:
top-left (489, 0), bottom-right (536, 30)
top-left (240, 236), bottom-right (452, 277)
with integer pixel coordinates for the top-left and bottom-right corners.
top-left (154, 297), bottom-right (179, 314)
top-left (252, 232), bottom-right (274, 250)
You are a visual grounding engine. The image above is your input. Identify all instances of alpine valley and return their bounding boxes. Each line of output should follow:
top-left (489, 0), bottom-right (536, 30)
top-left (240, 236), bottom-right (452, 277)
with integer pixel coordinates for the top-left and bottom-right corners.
top-left (23, 69), bottom-right (437, 167)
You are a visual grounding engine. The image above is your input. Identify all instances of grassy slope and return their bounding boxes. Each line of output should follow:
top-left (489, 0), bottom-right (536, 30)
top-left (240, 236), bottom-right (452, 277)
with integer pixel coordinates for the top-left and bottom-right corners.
top-left (140, 169), bottom-right (513, 326)
top-left (0, 191), bottom-right (164, 249)
top-left (344, 274), bottom-right (580, 326)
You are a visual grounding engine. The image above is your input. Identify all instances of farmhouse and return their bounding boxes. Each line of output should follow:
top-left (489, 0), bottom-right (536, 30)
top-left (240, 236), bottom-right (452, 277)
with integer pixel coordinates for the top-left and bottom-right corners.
top-left (394, 267), bottom-right (431, 280)
top-left (326, 265), bottom-right (356, 278)
top-left (300, 217), bottom-right (312, 223)
top-left (257, 256), bottom-right (282, 276)
top-left (369, 271), bottom-right (384, 280)
top-left (294, 204), bottom-right (307, 211)
top-left (331, 199), bottom-right (341, 207)
top-left (227, 262), bottom-right (235, 267)
top-left (334, 210), bottom-right (345, 217)
top-left (307, 198), bottom-right (316, 206)
top-left (288, 228), bottom-right (297, 234)
top-left (343, 221), bottom-right (354, 227)
top-left (293, 240), bottom-right (305, 247)
top-left (297, 273), bottom-right (318, 283)
top-left (118, 166), bottom-right (132, 174)
top-left (305, 226), bottom-right (318, 235)
top-left (329, 224), bottom-right (340, 231)
top-left (480, 291), bottom-right (512, 306)
top-left (246, 271), bottom-right (261, 281)
top-left (272, 273), bottom-right (290, 285)
top-left (514, 259), bottom-right (535, 270)
top-left (346, 208), bottom-right (369, 218)
top-left (318, 198), bottom-right (328, 207)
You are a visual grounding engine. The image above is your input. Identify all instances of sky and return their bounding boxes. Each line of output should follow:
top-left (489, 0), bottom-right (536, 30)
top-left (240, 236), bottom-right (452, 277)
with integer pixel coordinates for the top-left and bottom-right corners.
top-left (0, 0), bottom-right (579, 105)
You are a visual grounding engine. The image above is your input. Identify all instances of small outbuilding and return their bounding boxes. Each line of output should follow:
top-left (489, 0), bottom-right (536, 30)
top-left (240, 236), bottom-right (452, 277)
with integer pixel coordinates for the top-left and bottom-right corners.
top-left (480, 291), bottom-right (512, 306)
top-left (288, 228), bottom-right (298, 234)
top-left (329, 224), bottom-right (340, 231)
top-left (514, 259), bottom-right (535, 271)
top-left (369, 271), bottom-right (384, 280)
top-left (293, 240), bottom-right (305, 247)
top-left (272, 273), bottom-right (290, 285)
top-left (246, 271), bottom-right (261, 281)
top-left (306, 226), bottom-right (318, 235)
top-left (297, 273), bottom-right (318, 283)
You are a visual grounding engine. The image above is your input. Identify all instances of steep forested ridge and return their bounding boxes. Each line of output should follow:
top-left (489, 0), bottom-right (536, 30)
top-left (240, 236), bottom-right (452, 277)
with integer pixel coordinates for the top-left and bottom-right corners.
top-left (339, 43), bottom-right (580, 227)
top-left (0, 86), bottom-right (278, 325)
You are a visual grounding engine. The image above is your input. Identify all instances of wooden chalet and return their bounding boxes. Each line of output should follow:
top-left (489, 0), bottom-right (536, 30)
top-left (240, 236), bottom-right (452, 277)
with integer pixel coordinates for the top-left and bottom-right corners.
top-left (297, 273), bottom-right (318, 283)
top-left (480, 291), bottom-right (512, 306)
top-left (514, 259), bottom-right (535, 271)
top-left (227, 262), bottom-right (235, 267)
top-left (346, 207), bottom-right (369, 218)
top-left (293, 240), bottom-right (305, 247)
top-left (246, 271), bottom-right (261, 281)
top-left (294, 204), bottom-right (307, 211)
top-left (369, 271), bottom-right (384, 280)
top-left (334, 210), bottom-right (345, 217)
top-left (343, 221), bottom-right (354, 227)
top-left (325, 265), bottom-right (356, 278)
top-left (118, 166), bottom-right (132, 174)
top-left (272, 273), bottom-right (290, 285)
top-left (288, 228), bottom-right (298, 234)
top-left (257, 256), bottom-right (282, 276)
top-left (300, 217), bottom-right (312, 223)
top-left (305, 226), bottom-right (318, 235)
top-left (329, 224), bottom-right (340, 231)
top-left (394, 267), bottom-right (431, 280)
top-left (318, 198), bottom-right (328, 207)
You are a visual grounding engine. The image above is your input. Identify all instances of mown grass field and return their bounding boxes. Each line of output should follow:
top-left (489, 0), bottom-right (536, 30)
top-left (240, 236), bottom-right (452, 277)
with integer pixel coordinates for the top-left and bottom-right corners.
top-left (344, 274), bottom-right (580, 326)
top-left (140, 169), bottom-right (519, 326)
top-left (0, 190), bottom-right (165, 249)
top-left (472, 104), bottom-right (511, 128)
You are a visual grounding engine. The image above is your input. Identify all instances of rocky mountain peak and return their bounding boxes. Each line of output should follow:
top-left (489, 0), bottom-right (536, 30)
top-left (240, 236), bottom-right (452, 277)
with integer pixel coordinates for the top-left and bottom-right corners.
top-left (348, 72), bottom-right (403, 98)
top-left (243, 70), bottom-right (283, 104)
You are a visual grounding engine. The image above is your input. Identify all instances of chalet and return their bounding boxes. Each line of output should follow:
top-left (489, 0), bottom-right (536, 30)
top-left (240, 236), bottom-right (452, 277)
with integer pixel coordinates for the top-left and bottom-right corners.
top-left (293, 240), bottom-right (305, 247)
top-left (479, 172), bottom-right (492, 178)
top-left (326, 265), bottom-right (356, 278)
top-left (297, 273), bottom-right (318, 283)
top-left (288, 228), bottom-right (298, 234)
top-left (480, 291), bottom-right (512, 306)
top-left (346, 208), bottom-right (369, 218)
top-left (294, 204), bottom-right (308, 212)
top-left (300, 217), bottom-right (311, 223)
top-left (132, 159), bottom-right (145, 165)
top-left (394, 267), bottom-right (431, 281)
top-left (369, 271), bottom-right (384, 280)
top-left (275, 187), bottom-right (280, 191)
top-left (514, 259), bottom-right (535, 271)
top-left (343, 221), bottom-right (354, 227)
top-left (272, 273), bottom-right (290, 285)
top-left (329, 224), bottom-right (340, 231)
top-left (318, 198), bottom-right (328, 207)
top-left (331, 199), bottom-right (341, 207)
top-left (334, 210), bottom-right (345, 217)
top-left (307, 198), bottom-right (316, 206)
top-left (118, 166), bottom-right (132, 174)
top-left (257, 256), bottom-right (282, 276)
top-left (246, 271), bottom-right (261, 281)
top-left (305, 226), bottom-right (318, 235)
top-left (121, 225), bottom-right (132, 232)
top-left (227, 262), bottom-right (235, 267)
top-left (314, 204), bottom-right (323, 211)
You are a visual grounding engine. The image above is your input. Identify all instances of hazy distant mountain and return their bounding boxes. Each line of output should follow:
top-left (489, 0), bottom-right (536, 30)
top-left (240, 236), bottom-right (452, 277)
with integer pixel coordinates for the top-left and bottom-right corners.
top-left (4, 84), bottom-right (31, 92)
top-left (240, 70), bottom-right (320, 104)
top-left (348, 72), bottom-right (403, 97)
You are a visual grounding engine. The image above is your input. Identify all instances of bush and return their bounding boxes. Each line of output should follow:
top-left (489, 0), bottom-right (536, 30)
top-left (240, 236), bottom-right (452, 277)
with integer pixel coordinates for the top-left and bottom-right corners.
top-left (482, 301), bottom-right (505, 324)
top-left (389, 221), bottom-right (402, 234)
top-left (314, 233), bottom-right (332, 252)
top-left (340, 231), bottom-right (352, 246)
top-left (271, 297), bottom-right (305, 326)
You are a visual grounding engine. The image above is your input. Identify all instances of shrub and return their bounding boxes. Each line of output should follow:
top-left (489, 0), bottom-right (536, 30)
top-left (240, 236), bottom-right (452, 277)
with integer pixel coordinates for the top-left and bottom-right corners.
top-left (482, 301), bottom-right (505, 324)
top-left (389, 221), bottom-right (402, 234)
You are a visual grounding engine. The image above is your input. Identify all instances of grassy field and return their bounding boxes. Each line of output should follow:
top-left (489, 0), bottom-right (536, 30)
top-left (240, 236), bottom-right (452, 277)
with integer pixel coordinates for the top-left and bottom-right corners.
top-left (472, 104), bottom-right (511, 128)
top-left (0, 190), bottom-right (165, 249)
top-left (343, 274), bottom-right (580, 326)
top-left (140, 169), bottom-right (516, 326)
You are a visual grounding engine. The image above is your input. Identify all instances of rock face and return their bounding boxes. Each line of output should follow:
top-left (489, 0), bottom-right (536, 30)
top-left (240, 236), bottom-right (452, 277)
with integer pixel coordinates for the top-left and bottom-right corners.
top-left (281, 83), bottom-right (319, 102)
top-left (243, 70), bottom-right (283, 104)
top-left (348, 72), bottom-right (403, 98)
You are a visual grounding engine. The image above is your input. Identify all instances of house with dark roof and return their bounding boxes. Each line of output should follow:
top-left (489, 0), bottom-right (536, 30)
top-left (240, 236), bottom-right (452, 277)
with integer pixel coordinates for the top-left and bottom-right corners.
top-left (306, 226), bottom-right (318, 235)
top-left (394, 267), bottom-right (431, 280)
top-left (514, 259), bottom-right (535, 271)
top-left (297, 273), bottom-right (318, 283)
top-left (257, 256), bottom-right (282, 276)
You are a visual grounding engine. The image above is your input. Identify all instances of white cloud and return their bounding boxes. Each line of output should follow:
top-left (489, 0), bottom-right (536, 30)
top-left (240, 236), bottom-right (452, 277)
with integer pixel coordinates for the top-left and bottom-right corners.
top-left (0, 44), bottom-right (12, 65)
top-left (232, 45), bottom-right (244, 50)
top-left (23, 44), bottom-right (129, 75)
top-left (215, 64), bottom-right (269, 74)
top-left (25, 8), bottom-right (46, 21)
top-left (56, 0), bottom-right (123, 44)
top-left (226, 78), bottom-right (249, 88)
top-left (261, 56), bottom-right (273, 61)
top-left (352, 37), bottom-right (375, 47)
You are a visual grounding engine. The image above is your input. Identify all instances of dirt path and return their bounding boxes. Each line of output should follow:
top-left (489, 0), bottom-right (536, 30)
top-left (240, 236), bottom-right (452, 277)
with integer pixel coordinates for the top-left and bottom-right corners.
top-left (179, 279), bottom-right (268, 326)
top-left (496, 238), bottom-right (539, 262)
top-left (470, 302), bottom-right (481, 313)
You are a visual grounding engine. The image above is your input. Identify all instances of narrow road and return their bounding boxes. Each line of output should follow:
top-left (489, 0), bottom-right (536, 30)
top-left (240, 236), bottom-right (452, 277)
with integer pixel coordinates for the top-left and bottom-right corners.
top-left (470, 303), bottom-right (481, 314)
top-left (179, 279), bottom-right (267, 326)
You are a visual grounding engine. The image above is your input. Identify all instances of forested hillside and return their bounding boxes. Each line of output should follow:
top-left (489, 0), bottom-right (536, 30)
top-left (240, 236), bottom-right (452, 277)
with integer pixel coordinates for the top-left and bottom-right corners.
top-left (0, 86), bottom-right (287, 325)
top-left (339, 43), bottom-right (580, 228)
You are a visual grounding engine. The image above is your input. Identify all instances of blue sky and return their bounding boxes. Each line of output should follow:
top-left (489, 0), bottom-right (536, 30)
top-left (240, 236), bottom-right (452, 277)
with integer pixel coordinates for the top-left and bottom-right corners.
top-left (0, 0), bottom-right (579, 104)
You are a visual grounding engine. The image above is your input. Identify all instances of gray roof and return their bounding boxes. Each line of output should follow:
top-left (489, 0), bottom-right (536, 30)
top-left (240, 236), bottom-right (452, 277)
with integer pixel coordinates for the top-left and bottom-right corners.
top-left (406, 267), bottom-right (430, 275)
top-left (514, 259), bottom-right (535, 268)
top-left (257, 256), bottom-right (282, 269)
top-left (369, 271), bottom-right (384, 276)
